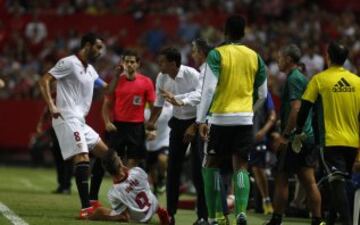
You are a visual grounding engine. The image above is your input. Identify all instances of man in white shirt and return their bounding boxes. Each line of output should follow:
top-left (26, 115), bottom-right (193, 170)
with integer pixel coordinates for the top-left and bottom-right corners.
top-left (89, 155), bottom-right (170, 225)
top-left (38, 32), bottom-right (121, 219)
top-left (147, 47), bottom-right (208, 225)
top-left (25, 13), bottom-right (47, 44)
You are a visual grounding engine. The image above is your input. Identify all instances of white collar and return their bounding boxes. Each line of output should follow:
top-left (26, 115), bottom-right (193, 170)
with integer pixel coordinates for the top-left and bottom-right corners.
top-left (199, 63), bottom-right (206, 72)
top-left (175, 65), bottom-right (184, 79)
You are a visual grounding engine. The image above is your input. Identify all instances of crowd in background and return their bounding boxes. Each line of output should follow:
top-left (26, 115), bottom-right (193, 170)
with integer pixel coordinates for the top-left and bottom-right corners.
top-left (1, 2), bottom-right (359, 224)
top-left (0, 0), bottom-right (360, 100)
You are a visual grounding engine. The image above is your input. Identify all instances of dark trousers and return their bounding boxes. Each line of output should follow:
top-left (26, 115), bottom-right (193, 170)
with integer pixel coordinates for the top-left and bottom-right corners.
top-left (50, 128), bottom-right (72, 190)
top-left (166, 117), bottom-right (207, 220)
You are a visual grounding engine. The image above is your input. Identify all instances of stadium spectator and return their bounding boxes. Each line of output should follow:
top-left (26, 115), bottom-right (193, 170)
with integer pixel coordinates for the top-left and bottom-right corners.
top-left (147, 47), bottom-right (207, 225)
top-left (265, 44), bottom-right (323, 225)
top-left (196, 15), bottom-right (267, 225)
top-left (38, 32), bottom-right (122, 219)
top-left (299, 43), bottom-right (325, 78)
top-left (177, 14), bottom-right (200, 43)
top-left (143, 19), bottom-right (167, 56)
top-left (24, 11), bottom-right (47, 45)
top-left (295, 42), bottom-right (360, 225)
top-left (2, 1), bottom-right (360, 101)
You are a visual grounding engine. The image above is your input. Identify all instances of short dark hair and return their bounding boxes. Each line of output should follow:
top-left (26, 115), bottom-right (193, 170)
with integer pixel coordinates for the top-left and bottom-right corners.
top-left (159, 47), bottom-right (181, 67)
top-left (193, 38), bottom-right (212, 56)
top-left (281, 44), bottom-right (302, 64)
top-left (80, 32), bottom-right (99, 48)
top-left (327, 41), bottom-right (348, 66)
top-left (225, 15), bottom-right (246, 40)
top-left (122, 49), bottom-right (140, 62)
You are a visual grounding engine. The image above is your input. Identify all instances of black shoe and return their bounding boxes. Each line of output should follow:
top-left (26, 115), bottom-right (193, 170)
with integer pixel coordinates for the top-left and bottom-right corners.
top-left (236, 213), bottom-right (247, 225)
top-left (52, 187), bottom-right (71, 195)
top-left (263, 220), bottom-right (281, 225)
top-left (193, 218), bottom-right (209, 225)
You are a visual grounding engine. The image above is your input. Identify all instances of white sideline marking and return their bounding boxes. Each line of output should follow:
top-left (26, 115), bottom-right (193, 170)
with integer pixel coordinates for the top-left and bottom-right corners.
top-left (18, 178), bottom-right (44, 191)
top-left (38, 174), bottom-right (55, 183)
top-left (0, 202), bottom-right (29, 225)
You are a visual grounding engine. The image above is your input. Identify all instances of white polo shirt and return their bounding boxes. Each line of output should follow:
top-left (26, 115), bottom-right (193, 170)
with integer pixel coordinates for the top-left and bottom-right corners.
top-left (49, 55), bottom-right (99, 121)
top-left (154, 65), bottom-right (201, 120)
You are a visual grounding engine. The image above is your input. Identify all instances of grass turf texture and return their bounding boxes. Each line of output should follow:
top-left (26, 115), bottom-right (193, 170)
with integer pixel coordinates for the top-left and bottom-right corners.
top-left (0, 166), bottom-right (309, 225)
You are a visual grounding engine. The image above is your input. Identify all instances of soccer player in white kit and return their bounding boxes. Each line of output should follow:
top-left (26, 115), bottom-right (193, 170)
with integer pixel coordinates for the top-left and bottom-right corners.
top-left (89, 156), bottom-right (170, 224)
top-left (38, 32), bottom-right (121, 219)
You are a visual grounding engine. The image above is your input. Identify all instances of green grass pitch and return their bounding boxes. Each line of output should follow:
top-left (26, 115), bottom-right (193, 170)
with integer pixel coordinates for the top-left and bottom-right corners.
top-left (0, 166), bottom-right (309, 225)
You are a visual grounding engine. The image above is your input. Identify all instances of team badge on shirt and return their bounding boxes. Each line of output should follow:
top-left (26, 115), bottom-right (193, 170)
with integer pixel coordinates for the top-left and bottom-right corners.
top-left (55, 60), bottom-right (65, 68)
top-left (133, 96), bottom-right (142, 106)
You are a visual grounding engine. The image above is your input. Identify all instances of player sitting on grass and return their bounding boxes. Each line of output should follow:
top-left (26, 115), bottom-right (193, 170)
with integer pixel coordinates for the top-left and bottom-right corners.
top-left (89, 153), bottom-right (169, 224)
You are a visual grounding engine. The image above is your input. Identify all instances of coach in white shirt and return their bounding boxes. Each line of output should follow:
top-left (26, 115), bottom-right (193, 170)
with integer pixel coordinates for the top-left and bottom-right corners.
top-left (38, 33), bottom-right (121, 219)
top-left (147, 47), bottom-right (208, 225)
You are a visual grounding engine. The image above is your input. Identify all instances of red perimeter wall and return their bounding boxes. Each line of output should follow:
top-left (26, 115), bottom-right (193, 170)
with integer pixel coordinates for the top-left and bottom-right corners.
top-left (0, 100), bottom-right (104, 151)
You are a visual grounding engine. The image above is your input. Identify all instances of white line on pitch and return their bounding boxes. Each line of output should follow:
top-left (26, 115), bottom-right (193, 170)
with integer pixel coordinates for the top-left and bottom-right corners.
top-left (0, 202), bottom-right (29, 225)
top-left (38, 174), bottom-right (55, 183)
top-left (18, 178), bottom-right (44, 191)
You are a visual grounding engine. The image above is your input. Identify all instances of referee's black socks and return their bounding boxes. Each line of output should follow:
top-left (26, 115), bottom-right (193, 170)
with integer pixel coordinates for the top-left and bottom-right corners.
top-left (75, 161), bottom-right (91, 209)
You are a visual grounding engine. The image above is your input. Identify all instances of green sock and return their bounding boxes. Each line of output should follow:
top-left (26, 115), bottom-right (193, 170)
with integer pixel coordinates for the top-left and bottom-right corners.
top-left (202, 167), bottom-right (220, 219)
top-left (233, 169), bottom-right (250, 216)
top-left (215, 188), bottom-right (223, 216)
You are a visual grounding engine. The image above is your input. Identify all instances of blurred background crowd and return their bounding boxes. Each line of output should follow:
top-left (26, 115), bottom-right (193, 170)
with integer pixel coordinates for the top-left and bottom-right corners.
top-left (0, 1), bottom-right (359, 222)
top-left (0, 0), bottom-right (360, 100)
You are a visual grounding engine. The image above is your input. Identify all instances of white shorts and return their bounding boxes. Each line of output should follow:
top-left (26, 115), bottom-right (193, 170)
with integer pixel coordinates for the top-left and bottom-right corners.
top-left (52, 118), bottom-right (100, 160)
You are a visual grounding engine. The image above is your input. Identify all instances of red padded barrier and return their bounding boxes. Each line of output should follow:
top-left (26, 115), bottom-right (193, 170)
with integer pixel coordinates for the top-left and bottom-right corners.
top-left (0, 100), bottom-right (104, 151)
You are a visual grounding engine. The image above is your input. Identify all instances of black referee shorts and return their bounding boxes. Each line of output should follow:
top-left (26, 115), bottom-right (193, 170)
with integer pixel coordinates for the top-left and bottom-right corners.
top-left (105, 121), bottom-right (147, 160)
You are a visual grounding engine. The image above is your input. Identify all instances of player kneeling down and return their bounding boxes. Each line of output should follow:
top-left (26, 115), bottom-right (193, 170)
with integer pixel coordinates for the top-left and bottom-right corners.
top-left (89, 154), bottom-right (169, 224)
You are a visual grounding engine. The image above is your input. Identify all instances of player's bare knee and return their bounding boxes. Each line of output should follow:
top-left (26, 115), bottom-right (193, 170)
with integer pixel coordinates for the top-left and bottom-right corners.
top-left (73, 152), bottom-right (89, 163)
top-left (92, 139), bottom-right (109, 158)
top-left (232, 156), bottom-right (248, 171)
top-left (298, 168), bottom-right (317, 188)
